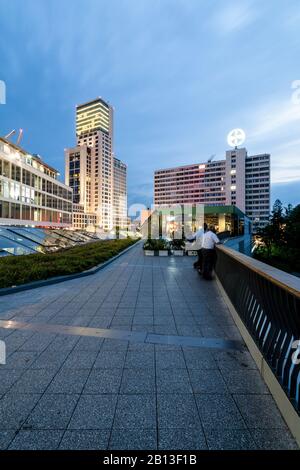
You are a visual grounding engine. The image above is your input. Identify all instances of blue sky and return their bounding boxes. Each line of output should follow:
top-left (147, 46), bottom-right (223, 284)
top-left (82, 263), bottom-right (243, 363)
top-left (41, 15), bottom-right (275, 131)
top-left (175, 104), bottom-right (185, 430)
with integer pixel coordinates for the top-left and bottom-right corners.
top-left (0, 0), bottom-right (300, 209)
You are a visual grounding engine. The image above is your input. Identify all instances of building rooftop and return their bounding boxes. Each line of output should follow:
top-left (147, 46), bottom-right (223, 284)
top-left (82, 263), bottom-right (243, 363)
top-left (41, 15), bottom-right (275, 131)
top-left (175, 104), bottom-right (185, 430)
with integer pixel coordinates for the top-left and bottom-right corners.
top-left (0, 136), bottom-right (60, 176)
top-left (76, 96), bottom-right (110, 110)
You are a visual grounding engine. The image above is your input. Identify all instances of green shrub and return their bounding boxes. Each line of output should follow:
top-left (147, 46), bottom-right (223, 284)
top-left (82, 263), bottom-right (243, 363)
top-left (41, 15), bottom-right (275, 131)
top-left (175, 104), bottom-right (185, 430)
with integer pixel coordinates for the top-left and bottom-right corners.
top-left (0, 238), bottom-right (137, 289)
top-left (143, 238), bottom-right (169, 251)
top-left (171, 239), bottom-right (185, 250)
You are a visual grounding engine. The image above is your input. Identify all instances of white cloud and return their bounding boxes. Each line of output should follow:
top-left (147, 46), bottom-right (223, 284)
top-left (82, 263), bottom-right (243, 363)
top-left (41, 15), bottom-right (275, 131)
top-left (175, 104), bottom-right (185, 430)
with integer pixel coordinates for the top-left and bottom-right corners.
top-left (247, 99), bottom-right (300, 141)
top-left (230, 95), bottom-right (300, 184)
top-left (211, 1), bottom-right (257, 34)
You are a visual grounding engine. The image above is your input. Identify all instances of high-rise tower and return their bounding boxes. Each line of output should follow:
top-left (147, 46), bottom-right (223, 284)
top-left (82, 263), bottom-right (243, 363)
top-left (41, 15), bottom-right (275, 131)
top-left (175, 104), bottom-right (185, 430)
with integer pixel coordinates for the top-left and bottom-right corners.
top-left (65, 97), bottom-right (127, 231)
top-left (76, 98), bottom-right (114, 230)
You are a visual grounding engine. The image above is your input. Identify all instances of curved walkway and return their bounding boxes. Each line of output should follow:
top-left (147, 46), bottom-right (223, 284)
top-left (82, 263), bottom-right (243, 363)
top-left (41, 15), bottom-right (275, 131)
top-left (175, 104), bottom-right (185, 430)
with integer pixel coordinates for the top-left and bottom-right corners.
top-left (0, 244), bottom-right (298, 450)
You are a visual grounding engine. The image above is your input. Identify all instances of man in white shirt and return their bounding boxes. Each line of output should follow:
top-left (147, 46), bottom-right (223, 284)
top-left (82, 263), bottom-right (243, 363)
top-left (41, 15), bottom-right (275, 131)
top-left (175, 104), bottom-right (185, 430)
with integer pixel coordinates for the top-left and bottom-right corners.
top-left (186, 223), bottom-right (207, 270)
top-left (202, 226), bottom-right (220, 280)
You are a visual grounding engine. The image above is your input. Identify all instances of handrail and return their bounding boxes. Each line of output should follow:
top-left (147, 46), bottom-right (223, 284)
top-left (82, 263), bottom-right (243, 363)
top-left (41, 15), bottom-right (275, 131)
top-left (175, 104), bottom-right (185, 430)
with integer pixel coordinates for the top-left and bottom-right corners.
top-left (217, 244), bottom-right (300, 298)
top-left (215, 244), bottom-right (300, 413)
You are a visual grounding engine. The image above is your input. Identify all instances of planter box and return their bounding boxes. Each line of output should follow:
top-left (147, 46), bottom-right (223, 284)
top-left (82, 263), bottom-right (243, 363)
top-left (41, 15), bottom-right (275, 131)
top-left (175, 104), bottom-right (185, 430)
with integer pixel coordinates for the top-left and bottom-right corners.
top-left (144, 250), bottom-right (155, 256)
top-left (173, 250), bottom-right (184, 256)
top-left (187, 250), bottom-right (198, 256)
top-left (158, 250), bottom-right (169, 256)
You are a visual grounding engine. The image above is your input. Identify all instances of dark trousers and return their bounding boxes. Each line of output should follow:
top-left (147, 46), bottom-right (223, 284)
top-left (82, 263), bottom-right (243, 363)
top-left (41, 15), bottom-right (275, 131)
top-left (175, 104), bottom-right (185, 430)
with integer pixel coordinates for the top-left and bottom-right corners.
top-left (202, 248), bottom-right (216, 280)
top-left (193, 249), bottom-right (203, 270)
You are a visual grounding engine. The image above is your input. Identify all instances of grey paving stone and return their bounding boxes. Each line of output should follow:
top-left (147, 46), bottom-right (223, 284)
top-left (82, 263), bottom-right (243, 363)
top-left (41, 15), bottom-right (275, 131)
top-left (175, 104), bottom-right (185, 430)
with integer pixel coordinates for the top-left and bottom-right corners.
top-left (251, 429), bottom-right (299, 450)
top-left (120, 369), bottom-right (156, 394)
top-left (234, 394), bottom-right (288, 429)
top-left (13, 369), bottom-right (57, 394)
top-left (214, 350), bottom-right (257, 370)
top-left (154, 344), bottom-right (182, 352)
top-left (62, 350), bottom-right (98, 369)
top-left (189, 369), bottom-right (229, 394)
top-left (132, 325), bottom-right (155, 333)
top-left (30, 350), bottom-right (70, 370)
top-left (59, 430), bottom-right (110, 449)
top-left (3, 351), bottom-right (40, 369)
top-left (222, 370), bottom-right (269, 394)
top-left (113, 394), bottom-right (156, 429)
top-left (132, 317), bottom-right (154, 326)
top-left (154, 326), bottom-right (178, 335)
top-left (68, 395), bottom-right (117, 430)
top-left (159, 428), bottom-right (207, 450)
top-left (46, 335), bottom-right (79, 352)
top-left (157, 394), bottom-right (201, 429)
top-left (94, 351), bottom-right (127, 369)
top-left (110, 319), bottom-right (132, 328)
top-left (176, 326), bottom-right (203, 337)
top-left (4, 330), bottom-right (34, 352)
top-left (134, 308), bottom-right (153, 316)
top-left (153, 316), bottom-right (175, 326)
top-left (156, 351), bottom-right (186, 370)
top-left (156, 369), bottom-right (193, 394)
top-left (88, 318), bottom-right (111, 328)
top-left (195, 394), bottom-right (246, 430)
top-left (125, 351), bottom-right (155, 369)
top-left (0, 369), bottom-right (25, 395)
top-left (128, 342), bottom-right (155, 352)
top-left (109, 429), bottom-right (157, 450)
top-left (47, 369), bottom-right (90, 394)
top-left (0, 329), bottom-right (13, 340)
top-left (74, 336), bottom-right (104, 351)
top-left (9, 430), bottom-right (63, 449)
top-left (83, 369), bottom-right (122, 394)
top-left (183, 350), bottom-right (217, 370)
top-left (24, 394), bottom-right (79, 430)
top-left (0, 430), bottom-right (17, 449)
top-left (205, 429), bottom-right (257, 450)
top-left (19, 332), bottom-right (57, 352)
top-left (200, 325), bottom-right (225, 338)
top-left (2, 246), bottom-right (296, 450)
top-left (0, 393), bottom-right (41, 430)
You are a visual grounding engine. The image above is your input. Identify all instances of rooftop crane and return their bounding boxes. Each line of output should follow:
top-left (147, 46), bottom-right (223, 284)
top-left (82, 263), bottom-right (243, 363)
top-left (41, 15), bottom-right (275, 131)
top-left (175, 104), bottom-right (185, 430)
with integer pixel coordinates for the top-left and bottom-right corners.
top-left (16, 128), bottom-right (23, 146)
top-left (4, 129), bottom-right (16, 139)
top-left (4, 128), bottom-right (23, 146)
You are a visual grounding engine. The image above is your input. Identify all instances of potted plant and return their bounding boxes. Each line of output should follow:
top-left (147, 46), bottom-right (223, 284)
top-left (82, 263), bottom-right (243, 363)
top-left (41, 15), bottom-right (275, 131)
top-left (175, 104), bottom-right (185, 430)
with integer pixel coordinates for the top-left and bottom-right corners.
top-left (156, 238), bottom-right (170, 256)
top-left (143, 238), bottom-right (155, 256)
top-left (143, 238), bottom-right (170, 256)
top-left (171, 238), bottom-right (185, 256)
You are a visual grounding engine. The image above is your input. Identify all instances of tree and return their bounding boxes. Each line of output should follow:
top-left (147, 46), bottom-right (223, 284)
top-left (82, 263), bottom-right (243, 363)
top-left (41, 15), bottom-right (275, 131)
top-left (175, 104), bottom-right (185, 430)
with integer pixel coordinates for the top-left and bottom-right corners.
top-left (284, 204), bottom-right (300, 251)
top-left (269, 199), bottom-right (285, 247)
top-left (257, 200), bottom-right (285, 254)
top-left (256, 202), bottom-right (300, 273)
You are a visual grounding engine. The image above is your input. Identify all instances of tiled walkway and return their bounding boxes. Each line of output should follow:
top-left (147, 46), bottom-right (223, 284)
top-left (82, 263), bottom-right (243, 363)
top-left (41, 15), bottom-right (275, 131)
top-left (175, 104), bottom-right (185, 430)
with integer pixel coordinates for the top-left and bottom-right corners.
top-left (0, 243), bottom-right (298, 450)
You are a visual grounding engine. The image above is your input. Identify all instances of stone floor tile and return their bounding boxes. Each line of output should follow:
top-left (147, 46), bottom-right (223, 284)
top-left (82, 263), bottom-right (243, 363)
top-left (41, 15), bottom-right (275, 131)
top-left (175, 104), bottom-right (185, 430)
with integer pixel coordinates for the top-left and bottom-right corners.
top-left (68, 395), bottom-right (117, 430)
top-left (59, 430), bottom-right (110, 450)
top-left (113, 394), bottom-right (156, 429)
top-left (195, 394), bottom-right (246, 430)
top-left (9, 430), bottom-right (63, 449)
top-left (24, 394), bottom-right (79, 430)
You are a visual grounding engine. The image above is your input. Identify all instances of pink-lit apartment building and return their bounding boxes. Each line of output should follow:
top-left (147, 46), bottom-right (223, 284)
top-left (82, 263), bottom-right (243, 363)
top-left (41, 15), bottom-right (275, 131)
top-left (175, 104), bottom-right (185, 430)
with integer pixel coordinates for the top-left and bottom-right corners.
top-left (154, 148), bottom-right (270, 229)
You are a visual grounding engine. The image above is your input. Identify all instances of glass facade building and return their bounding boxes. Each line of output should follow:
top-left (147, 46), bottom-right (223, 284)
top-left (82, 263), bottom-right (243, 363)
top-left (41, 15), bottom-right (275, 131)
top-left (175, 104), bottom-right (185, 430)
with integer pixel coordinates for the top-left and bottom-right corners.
top-left (0, 225), bottom-right (100, 257)
top-left (0, 137), bottom-right (73, 227)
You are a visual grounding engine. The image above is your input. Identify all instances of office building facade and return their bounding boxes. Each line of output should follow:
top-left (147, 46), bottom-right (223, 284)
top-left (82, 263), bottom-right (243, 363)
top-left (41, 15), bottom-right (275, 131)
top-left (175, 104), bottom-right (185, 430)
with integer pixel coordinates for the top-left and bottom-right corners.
top-left (0, 137), bottom-right (72, 227)
top-left (113, 157), bottom-right (127, 229)
top-left (154, 148), bottom-right (270, 229)
top-left (65, 97), bottom-right (127, 231)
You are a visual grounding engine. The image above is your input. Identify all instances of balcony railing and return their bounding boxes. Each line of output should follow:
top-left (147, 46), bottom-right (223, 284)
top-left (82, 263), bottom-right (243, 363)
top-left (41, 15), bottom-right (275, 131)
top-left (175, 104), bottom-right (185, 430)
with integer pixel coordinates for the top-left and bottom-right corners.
top-left (215, 245), bottom-right (300, 413)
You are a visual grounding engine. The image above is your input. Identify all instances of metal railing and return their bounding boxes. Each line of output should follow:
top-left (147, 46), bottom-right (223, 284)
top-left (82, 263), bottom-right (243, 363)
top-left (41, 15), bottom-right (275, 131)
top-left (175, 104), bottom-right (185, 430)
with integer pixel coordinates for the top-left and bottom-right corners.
top-left (215, 245), bottom-right (300, 413)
